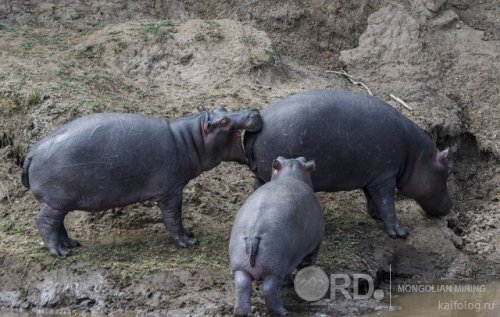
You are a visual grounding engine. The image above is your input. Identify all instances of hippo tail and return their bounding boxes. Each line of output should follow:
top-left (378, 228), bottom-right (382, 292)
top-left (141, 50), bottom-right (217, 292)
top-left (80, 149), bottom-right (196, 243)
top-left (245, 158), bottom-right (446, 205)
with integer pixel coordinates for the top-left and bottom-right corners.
top-left (245, 236), bottom-right (260, 267)
top-left (21, 155), bottom-right (32, 189)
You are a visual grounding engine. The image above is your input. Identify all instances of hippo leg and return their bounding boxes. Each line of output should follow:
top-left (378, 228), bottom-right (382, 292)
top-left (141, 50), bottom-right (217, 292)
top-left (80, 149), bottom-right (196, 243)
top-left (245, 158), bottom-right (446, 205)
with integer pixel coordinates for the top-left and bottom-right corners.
top-left (36, 204), bottom-right (73, 256)
top-left (365, 180), bottom-right (408, 238)
top-left (253, 177), bottom-right (265, 191)
top-left (234, 270), bottom-right (253, 316)
top-left (298, 243), bottom-right (321, 270)
top-left (262, 275), bottom-right (288, 316)
top-left (283, 273), bottom-right (294, 286)
top-left (158, 190), bottom-right (198, 247)
top-left (362, 189), bottom-right (381, 220)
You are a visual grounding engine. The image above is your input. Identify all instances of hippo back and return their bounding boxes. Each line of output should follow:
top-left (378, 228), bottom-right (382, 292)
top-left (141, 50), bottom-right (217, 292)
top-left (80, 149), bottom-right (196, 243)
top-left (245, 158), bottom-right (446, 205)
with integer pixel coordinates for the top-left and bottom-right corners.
top-left (245, 89), bottom-right (426, 192)
top-left (26, 113), bottom-right (180, 211)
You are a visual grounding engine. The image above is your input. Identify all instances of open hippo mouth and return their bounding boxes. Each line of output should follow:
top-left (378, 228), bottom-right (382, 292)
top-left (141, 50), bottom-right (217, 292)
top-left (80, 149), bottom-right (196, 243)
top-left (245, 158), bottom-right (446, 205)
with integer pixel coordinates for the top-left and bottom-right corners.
top-left (233, 110), bottom-right (262, 163)
top-left (231, 129), bottom-right (248, 163)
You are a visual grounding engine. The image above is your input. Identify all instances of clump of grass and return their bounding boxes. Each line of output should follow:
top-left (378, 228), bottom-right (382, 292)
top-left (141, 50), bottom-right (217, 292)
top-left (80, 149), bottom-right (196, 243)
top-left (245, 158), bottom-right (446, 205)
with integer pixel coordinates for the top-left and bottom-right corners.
top-left (88, 100), bottom-right (102, 112)
top-left (109, 31), bottom-right (128, 54)
top-left (0, 92), bottom-right (18, 114)
top-left (0, 90), bottom-right (43, 114)
top-left (20, 39), bottom-right (34, 51)
top-left (240, 34), bottom-right (257, 45)
top-left (38, 32), bottom-right (70, 50)
top-left (0, 220), bottom-right (11, 233)
top-left (203, 20), bottom-right (224, 41)
top-left (13, 225), bottom-right (30, 235)
top-left (26, 91), bottom-right (42, 106)
top-left (193, 33), bottom-right (206, 42)
top-left (0, 220), bottom-right (31, 235)
top-left (138, 19), bottom-right (178, 43)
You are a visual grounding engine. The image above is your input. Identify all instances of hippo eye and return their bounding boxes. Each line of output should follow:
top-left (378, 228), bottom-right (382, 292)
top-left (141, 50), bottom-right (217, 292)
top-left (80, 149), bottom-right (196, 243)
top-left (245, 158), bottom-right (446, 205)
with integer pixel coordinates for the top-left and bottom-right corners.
top-left (220, 118), bottom-right (230, 127)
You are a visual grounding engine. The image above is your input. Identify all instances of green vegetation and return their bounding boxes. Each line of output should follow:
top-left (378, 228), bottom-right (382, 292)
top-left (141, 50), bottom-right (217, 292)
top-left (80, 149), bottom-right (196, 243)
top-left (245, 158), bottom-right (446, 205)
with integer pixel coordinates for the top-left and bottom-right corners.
top-left (193, 33), bottom-right (206, 42)
top-left (0, 219), bottom-right (32, 236)
top-left (26, 91), bottom-right (42, 106)
top-left (0, 90), bottom-right (43, 114)
top-left (31, 228), bottom-right (231, 278)
top-left (138, 19), bottom-right (178, 43)
top-left (240, 34), bottom-right (257, 45)
top-left (109, 30), bottom-right (128, 54)
top-left (20, 39), bottom-right (34, 51)
top-left (88, 100), bottom-right (102, 112)
top-left (317, 213), bottom-right (384, 272)
top-left (203, 20), bottom-right (224, 41)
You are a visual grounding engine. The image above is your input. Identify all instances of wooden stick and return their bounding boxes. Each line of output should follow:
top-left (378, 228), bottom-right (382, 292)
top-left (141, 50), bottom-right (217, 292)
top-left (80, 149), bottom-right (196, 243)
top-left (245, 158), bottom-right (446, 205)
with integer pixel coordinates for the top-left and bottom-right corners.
top-left (326, 69), bottom-right (373, 96)
top-left (390, 94), bottom-right (413, 111)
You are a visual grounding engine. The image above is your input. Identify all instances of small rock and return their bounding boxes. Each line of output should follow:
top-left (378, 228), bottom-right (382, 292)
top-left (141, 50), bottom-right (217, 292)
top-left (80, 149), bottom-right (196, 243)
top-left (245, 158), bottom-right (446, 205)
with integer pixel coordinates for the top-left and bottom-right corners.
top-left (455, 23), bottom-right (461, 29)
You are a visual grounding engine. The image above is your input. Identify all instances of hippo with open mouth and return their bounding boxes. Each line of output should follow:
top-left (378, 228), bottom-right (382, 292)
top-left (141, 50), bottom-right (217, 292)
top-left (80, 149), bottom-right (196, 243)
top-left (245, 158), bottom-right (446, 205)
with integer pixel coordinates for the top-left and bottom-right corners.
top-left (22, 106), bottom-right (262, 256)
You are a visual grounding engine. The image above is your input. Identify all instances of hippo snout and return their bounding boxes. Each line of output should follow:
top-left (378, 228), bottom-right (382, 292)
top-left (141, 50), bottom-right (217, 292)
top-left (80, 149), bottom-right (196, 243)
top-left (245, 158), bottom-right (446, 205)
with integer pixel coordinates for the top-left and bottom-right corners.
top-left (244, 109), bottom-right (263, 132)
top-left (420, 197), bottom-right (453, 217)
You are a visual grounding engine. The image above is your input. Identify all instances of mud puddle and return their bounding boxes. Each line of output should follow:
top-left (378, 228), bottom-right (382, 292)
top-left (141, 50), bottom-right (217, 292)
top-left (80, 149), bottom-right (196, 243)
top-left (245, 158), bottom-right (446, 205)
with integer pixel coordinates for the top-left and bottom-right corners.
top-left (361, 281), bottom-right (500, 317)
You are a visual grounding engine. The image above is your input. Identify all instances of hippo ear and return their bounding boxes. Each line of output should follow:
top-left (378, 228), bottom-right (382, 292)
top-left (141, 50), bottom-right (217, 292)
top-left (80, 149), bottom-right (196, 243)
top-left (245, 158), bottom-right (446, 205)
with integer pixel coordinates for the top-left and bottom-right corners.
top-left (304, 160), bottom-right (316, 172)
top-left (198, 104), bottom-right (207, 112)
top-left (272, 159), bottom-right (282, 171)
top-left (436, 148), bottom-right (449, 162)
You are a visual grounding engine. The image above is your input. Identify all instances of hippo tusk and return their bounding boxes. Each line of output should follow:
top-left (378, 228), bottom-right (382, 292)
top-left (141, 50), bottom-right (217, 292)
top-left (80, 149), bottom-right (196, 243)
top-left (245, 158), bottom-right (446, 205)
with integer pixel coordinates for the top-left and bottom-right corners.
top-left (240, 129), bottom-right (246, 153)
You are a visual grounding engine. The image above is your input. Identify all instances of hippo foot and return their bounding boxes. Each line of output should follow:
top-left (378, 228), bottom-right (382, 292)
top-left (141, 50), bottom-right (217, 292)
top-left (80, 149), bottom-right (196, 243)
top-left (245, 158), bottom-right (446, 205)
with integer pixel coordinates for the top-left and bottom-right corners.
top-left (61, 236), bottom-right (81, 248)
top-left (386, 223), bottom-right (409, 239)
top-left (47, 241), bottom-right (73, 257)
top-left (46, 236), bottom-right (80, 256)
top-left (182, 228), bottom-right (195, 238)
top-left (174, 234), bottom-right (199, 248)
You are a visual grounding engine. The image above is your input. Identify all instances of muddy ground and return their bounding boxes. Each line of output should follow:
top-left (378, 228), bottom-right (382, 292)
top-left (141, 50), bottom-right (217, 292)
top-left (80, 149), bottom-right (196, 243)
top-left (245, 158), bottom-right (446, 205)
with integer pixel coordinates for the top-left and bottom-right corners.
top-left (0, 0), bottom-right (499, 315)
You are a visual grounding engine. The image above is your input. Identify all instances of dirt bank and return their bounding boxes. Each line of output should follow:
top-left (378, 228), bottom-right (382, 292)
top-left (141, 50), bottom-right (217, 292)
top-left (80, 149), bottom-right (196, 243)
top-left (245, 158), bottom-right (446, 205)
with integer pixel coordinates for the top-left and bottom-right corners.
top-left (0, 0), bottom-right (499, 315)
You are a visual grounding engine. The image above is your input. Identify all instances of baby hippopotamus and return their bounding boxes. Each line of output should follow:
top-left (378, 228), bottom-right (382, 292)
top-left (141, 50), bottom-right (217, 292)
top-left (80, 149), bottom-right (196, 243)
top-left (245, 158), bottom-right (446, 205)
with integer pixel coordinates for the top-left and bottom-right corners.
top-left (229, 157), bottom-right (325, 316)
top-left (22, 107), bottom-right (262, 256)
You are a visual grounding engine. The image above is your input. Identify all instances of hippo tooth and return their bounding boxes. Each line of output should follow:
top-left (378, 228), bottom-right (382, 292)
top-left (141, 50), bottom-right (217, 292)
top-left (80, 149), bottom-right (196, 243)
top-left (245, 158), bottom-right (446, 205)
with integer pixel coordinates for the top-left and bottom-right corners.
top-left (241, 129), bottom-right (246, 152)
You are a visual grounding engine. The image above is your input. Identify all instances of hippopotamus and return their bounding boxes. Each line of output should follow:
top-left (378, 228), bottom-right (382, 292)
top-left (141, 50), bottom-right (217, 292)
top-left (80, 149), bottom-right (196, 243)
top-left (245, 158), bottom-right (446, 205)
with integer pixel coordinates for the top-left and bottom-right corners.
top-left (229, 157), bottom-right (324, 316)
top-left (22, 107), bottom-right (262, 256)
top-left (244, 89), bottom-right (452, 238)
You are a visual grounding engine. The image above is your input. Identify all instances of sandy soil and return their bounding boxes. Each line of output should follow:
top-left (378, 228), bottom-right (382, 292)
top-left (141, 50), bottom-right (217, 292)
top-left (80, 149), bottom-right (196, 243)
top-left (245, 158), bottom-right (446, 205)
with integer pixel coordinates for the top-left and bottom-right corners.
top-left (0, 0), bottom-right (499, 315)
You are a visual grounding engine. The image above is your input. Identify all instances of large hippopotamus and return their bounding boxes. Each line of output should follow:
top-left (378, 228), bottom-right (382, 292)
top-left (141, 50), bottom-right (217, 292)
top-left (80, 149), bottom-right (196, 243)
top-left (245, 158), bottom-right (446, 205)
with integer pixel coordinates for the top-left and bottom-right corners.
top-left (22, 107), bottom-right (262, 256)
top-left (229, 157), bottom-right (324, 316)
top-left (244, 89), bottom-right (452, 238)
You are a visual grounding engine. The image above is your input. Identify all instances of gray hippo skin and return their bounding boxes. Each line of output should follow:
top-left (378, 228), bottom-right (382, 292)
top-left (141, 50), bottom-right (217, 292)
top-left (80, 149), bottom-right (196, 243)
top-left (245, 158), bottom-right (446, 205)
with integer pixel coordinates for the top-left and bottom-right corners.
top-left (229, 157), bottom-right (324, 316)
top-left (22, 107), bottom-right (262, 256)
top-left (245, 89), bottom-right (452, 238)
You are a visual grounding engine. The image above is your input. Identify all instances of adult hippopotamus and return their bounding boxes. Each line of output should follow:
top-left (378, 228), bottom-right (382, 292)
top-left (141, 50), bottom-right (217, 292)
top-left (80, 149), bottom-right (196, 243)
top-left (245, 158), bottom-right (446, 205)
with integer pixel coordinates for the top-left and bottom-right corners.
top-left (244, 89), bottom-right (452, 238)
top-left (22, 107), bottom-right (262, 256)
top-left (230, 157), bottom-right (324, 316)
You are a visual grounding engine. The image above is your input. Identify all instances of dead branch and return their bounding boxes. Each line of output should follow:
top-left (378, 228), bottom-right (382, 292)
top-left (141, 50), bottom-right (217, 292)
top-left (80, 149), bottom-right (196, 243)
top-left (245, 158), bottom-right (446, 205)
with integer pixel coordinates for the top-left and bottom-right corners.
top-left (390, 94), bottom-right (413, 111)
top-left (326, 69), bottom-right (373, 96)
